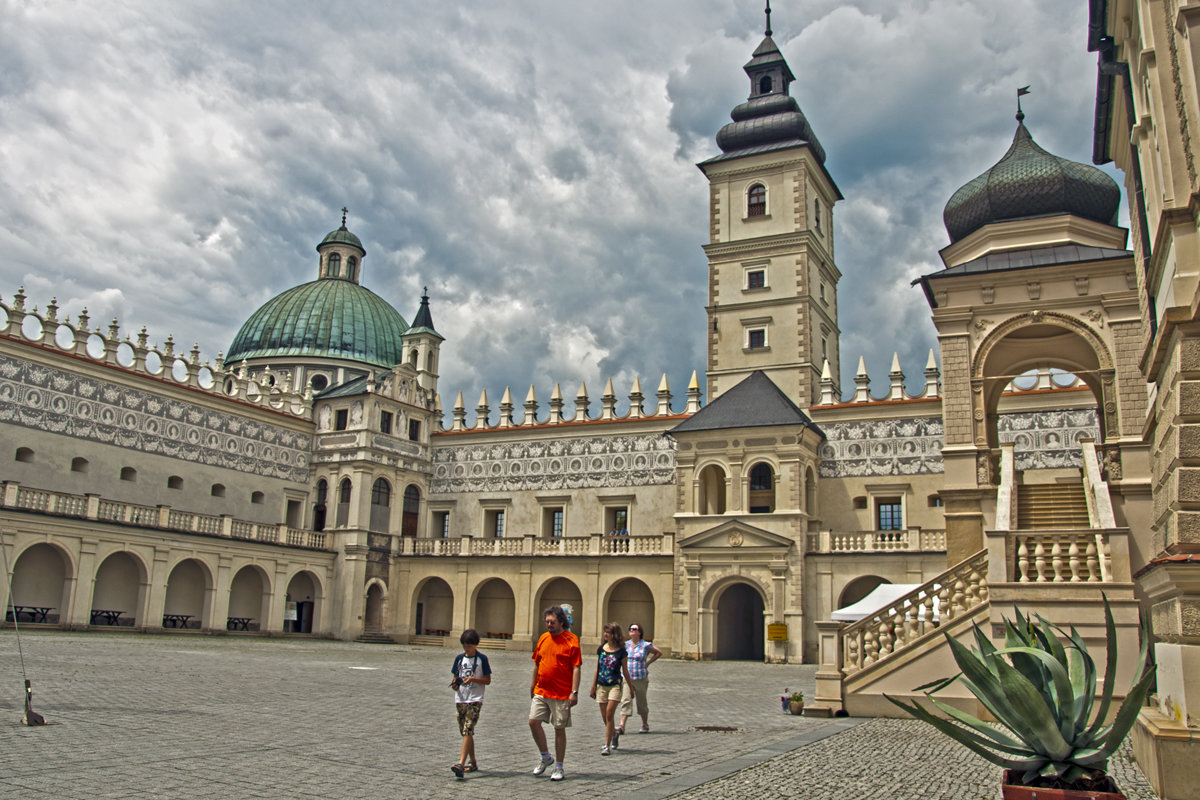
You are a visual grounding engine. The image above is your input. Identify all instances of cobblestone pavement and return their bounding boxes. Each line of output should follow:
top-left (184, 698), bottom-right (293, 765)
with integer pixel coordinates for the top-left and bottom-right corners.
top-left (0, 631), bottom-right (1157, 799)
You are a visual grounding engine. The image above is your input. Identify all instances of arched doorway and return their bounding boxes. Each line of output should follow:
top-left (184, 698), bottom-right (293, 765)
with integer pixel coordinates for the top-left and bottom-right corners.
top-left (163, 558), bottom-right (210, 629)
top-left (414, 577), bottom-right (453, 636)
top-left (8, 543), bottom-right (70, 624)
top-left (605, 578), bottom-right (655, 638)
top-left (473, 579), bottom-right (515, 639)
top-left (716, 582), bottom-right (764, 661)
top-left (538, 578), bottom-right (583, 637)
top-left (698, 464), bottom-right (727, 515)
top-left (228, 566), bottom-right (268, 631)
top-left (364, 582), bottom-right (385, 632)
top-left (285, 571), bottom-right (319, 633)
top-left (92, 551), bottom-right (145, 626)
top-left (838, 575), bottom-right (891, 609)
top-left (402, 485), bottom-right (420, 537)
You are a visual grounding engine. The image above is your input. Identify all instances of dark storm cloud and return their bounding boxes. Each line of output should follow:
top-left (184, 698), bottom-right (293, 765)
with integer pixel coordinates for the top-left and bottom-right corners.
top-left (0, 1), bottom-right (1121, 416)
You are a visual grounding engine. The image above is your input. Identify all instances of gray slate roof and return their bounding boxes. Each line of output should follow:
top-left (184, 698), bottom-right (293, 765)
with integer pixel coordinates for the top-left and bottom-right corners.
top-left (670, 371), bottom-right (821, 435)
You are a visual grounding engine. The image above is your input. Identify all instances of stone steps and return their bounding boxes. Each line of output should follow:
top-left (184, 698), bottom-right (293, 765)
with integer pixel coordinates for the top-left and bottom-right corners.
top-left (1017, 483), bottom-right (1089, 529)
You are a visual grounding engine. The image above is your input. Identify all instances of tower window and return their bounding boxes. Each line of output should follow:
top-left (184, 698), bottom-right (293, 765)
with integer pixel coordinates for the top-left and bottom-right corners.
top-left (746, 269), bottom-right (766, 290)
top-left (327, 253), bottom-right (341, 278)
top-left (334, 409), bottom-right (348, 430)
top-left (380, 411), bottom-right (393, 434)
top-left (347, 256), bottom-right (358, 281)
top-left (759, 75), bottom-right (773, 94)
top-left (814, 199), bottom-right (822, 232)
top-left (310, 374), bottom-right (329, 392)
top-left (747, 328), bottom-right (766, 349)
top-left (408, 419), bottom-right (422, 441)
top-left (748, 184), bottom-right (767, 217)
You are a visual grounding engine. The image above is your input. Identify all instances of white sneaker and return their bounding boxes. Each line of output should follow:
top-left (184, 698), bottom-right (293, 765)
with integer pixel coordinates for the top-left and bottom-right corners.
top-left (550, 766), bottom-right (565, 781)
top-left (601, 745), bottom-right (610, 755)
top-left (533, 755), bottom-right (553, 776)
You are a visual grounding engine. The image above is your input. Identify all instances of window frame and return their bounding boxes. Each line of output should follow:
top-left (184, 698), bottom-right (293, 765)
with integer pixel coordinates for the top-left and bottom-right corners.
top-left (747, 183), bottom-right (768, 218)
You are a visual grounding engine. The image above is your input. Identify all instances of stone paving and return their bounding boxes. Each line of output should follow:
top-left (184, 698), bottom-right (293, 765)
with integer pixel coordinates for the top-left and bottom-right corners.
top-left (0, 630), bottom-right (1158, 799)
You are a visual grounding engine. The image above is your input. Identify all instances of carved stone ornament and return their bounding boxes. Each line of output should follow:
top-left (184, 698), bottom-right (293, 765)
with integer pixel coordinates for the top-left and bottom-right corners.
top-left (1082, 309), bottom-right (1105, 328)
top-left (1027, 282), bottom-right (1041, 300)
top-left (981, 286), bottom-right (994, 304)
top-left (728, 531), bottom-right (744, 547)
top-left (1075, 276), bottom-right (1090, 296)
top-left (974, 318), bottom-right (993, 334)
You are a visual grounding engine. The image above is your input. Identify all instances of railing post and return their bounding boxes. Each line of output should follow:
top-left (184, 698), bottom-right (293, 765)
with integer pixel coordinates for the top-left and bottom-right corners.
top-left (157, 505), bottom-right (171, 528)
top-left (661, 532), bottom-right (674, 555)
top-left (1, 481), bottom-right (19, 508)
top-left (810, 620), bottom-right (846, 716)
top-left (589, 533), bottom-right (602, 556)
top-left (220, 515), bottom-right (233, 538)
top-left (459, 537), bottom-right (471, 557)
top-left (523, 534), bottom-right (535, 555)
top-left (85, 493), bottom-right (100, 520)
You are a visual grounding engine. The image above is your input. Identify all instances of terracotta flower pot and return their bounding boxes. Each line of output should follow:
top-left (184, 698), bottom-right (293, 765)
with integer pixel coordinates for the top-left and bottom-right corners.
top-left (1001, 770), bottom-right (1125, 800)
top-left (788, 700), bottom-right (804, 715)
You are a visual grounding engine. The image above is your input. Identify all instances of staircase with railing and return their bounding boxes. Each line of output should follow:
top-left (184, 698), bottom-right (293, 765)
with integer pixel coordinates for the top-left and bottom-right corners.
top-left (811, 440), bottom-right (1138, 718)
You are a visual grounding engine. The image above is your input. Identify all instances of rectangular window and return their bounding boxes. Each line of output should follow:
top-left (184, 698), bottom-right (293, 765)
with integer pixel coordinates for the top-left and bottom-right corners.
top-left (551, 509), bottom-right (563, 538)
top-left (334, 409), bottom-right (348, 431)
top-left (433, 510), bottom-right (450, 538)
top-left (485, 509), bottom-right (506, 538)
top-left (605, 506), bottom-right (629, 533)
top-left (746, 269), bottom-right (765, 290)
top-left (747, 328), bottom-right (766, 349)
top-left (380, 411), bottom-right (393, 434)
top-left (877, 499), bottom-right (903, 531)
top-left (408, 419), bottom-right (421, 441)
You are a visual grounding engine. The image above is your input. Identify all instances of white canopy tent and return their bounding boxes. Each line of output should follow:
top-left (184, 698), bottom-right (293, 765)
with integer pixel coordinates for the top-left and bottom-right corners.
top-left (830, 583), bottom-right (941, 622)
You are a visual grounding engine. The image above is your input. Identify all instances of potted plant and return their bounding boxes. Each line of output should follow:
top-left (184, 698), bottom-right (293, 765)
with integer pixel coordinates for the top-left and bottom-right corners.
top-left (788, 690), bottom-right (804, 715)
top-left (887, 597), bottom-right (1153, 799)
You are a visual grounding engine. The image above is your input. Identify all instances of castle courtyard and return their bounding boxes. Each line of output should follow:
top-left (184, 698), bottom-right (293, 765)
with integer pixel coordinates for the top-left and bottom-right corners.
top-left (0, 631), bottom-right (1156, 799)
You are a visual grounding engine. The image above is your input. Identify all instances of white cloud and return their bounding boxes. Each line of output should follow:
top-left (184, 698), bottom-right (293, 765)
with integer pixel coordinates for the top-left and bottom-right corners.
top-left (0, 1), bottom-right (1121, 409)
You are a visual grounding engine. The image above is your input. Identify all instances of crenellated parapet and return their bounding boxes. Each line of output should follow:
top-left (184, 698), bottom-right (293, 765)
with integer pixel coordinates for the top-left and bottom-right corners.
top-left (0, 288), bottom-right (311, 419)
top-left (437, 370), bottom-right (703, 432)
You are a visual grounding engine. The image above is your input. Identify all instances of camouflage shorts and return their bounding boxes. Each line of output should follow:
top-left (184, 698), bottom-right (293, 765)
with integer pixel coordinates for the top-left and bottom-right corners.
top-left (456, 701), bottom-right (482, 736)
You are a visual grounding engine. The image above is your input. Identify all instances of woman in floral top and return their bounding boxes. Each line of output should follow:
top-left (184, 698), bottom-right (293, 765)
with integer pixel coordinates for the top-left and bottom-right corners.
top-left (618, 622), bottom-right (662, 735)
top-left (589, 621), bottom-right (632, 755)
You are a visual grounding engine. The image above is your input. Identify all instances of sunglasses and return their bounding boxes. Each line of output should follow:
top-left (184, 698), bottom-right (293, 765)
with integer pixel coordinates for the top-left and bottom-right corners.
top-left (628, 627), bottom-right (639, 632)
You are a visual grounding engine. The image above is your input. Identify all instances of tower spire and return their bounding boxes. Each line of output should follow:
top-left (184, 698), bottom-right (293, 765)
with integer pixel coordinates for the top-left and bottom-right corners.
top-left (765, 0), bottom-right (772, 36)
top-left (340, 206), bottom-right (349, 229)
top-left (1016, 85), bottom-right (1030, 123)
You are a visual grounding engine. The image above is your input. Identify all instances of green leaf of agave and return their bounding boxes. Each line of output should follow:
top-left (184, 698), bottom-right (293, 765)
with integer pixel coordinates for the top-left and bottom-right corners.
top-left (995, 646), bottom-right (1077, 738)
top-left (944, 637), bottom-right (1046, 747)
top-left (924, 695), bottom-right (1037, 755)
top-left (1102, 666), bottom-right (1156, 755)
top-left (992, 655), bottom-right (1074, 762)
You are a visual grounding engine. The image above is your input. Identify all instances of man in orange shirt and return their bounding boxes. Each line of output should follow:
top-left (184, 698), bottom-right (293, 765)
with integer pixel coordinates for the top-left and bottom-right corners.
top-left (529, 605), bottom-right (582, 782)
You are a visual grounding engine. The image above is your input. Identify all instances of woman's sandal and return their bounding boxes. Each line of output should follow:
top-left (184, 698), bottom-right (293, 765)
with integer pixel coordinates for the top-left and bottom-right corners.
top-left (451, 763), bottom-right (465, 779)
top-left (464, 761), bottom-right (478, 773)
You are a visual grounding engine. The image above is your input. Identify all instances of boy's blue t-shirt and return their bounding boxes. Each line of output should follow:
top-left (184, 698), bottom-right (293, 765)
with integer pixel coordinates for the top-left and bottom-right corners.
top-left (451, 651), bottom-right (491, 704)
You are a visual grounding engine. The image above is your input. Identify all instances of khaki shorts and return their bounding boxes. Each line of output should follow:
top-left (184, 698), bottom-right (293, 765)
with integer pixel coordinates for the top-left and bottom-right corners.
top-left (456, 701), bottom-right (482, 736)
top-left (594, 683), bottom-right (622, 704)
top-left (529, 695), bottom-right (572, 729)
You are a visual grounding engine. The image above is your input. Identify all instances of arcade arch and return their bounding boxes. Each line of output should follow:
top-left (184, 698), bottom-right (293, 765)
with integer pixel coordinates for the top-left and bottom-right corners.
top-left (838, 575), bottom-right (890, 609)
top-left (364, 579), bottom-right (386, 633)
top-left (537, 577), bottom-right (583, 637)
top-left (414, 577), bottom-right (453, 636)
top-left (698, 464), bottom-right (727, 515)
top-left (285, 570), bottom-right (321, 634)
top-left (9, 542), bottom-right (72, 623)
top-left (163, 558), bottom-right (211, 628)
top-left (712, 579), bottom-right (766, 661)
top-left (228, 565), bottom-right (270, 630)
top-left (604, 578), bottom-right (654, 637)
top-left (92, 551), bottom-right (146, 625)
top-left (473, 578), bottom-right (515, 638)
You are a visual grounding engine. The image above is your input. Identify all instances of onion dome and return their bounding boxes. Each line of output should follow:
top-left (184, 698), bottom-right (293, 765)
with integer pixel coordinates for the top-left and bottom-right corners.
top-left (710, 36), bottom-right (826, 165)
top-left (943, 114), bottom-right (1121, 243)
top-left (226, 215), bottom-right (410, 368)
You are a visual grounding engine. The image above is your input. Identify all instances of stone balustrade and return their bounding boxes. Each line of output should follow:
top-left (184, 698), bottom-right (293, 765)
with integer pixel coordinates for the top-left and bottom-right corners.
top-left (402, 532), bottom-right (673, 557)
top-left (807, 529), bottom-right (946, 553)
top-left (840, 549), bottom-right (989, 676)
top-left (2, 481), bottom-right (327, 551)
top-left (0, 289), bottom-right (310, 418)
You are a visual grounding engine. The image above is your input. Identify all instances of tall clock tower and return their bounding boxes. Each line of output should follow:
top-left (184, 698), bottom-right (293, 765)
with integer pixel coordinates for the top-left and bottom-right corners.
top-left (698, 27), bottom-right (842, 406)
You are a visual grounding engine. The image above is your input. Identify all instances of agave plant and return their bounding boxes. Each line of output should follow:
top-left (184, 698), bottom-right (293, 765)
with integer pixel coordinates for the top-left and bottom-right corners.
top-left (886, 597), bottom-right (1154, 786)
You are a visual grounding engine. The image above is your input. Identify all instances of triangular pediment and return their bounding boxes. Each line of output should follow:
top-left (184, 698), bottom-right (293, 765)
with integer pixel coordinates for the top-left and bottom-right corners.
top-left (678, 519), bottom-right (793, 550)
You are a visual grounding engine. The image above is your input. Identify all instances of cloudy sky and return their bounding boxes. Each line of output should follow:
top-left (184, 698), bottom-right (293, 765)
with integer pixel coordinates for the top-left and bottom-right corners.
top-left (0, 1), bottom-right (1120, 418)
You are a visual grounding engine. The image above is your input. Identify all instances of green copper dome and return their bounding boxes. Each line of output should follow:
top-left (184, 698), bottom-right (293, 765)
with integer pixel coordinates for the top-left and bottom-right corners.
top-left (943, 117), bottom-right (1120, 243)
top-left (319, 227), bottom-right (364, 250)
top-left (226, 279), bottom-right (409, 367)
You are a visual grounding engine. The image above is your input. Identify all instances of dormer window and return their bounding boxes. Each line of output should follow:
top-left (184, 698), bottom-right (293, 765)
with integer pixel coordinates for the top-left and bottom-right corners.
top-left (748, 184), bottom-right (767, 217)
top-left (758, 75), bottom-right (773, 94)
top-left (327, 253), bottom-right (341, 277)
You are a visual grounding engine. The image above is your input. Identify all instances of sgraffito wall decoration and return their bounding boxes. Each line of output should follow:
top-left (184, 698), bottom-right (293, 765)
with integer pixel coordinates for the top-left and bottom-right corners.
top-left (0, 354), bottom-right (311, 482)
top-left (431, 433), bottom-right (676, 493)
